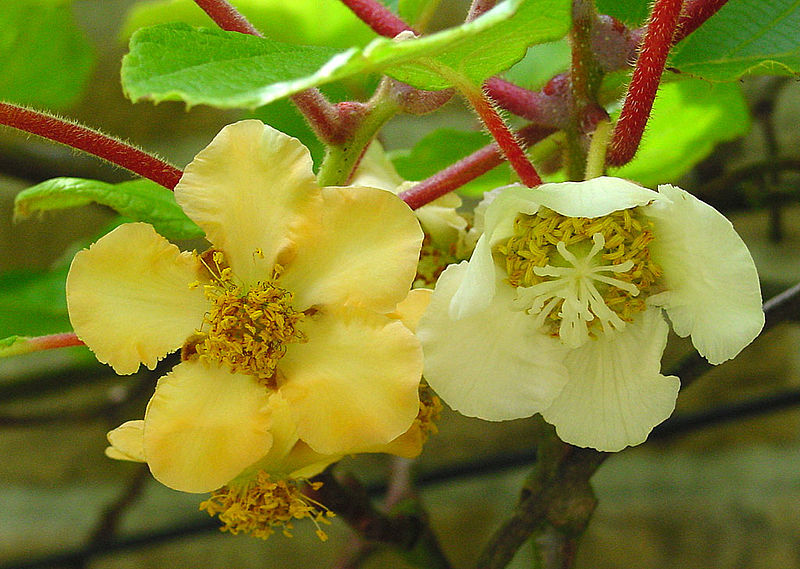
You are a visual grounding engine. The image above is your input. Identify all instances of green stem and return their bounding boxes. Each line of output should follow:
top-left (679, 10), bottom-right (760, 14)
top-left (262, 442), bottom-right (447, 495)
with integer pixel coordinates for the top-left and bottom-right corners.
top-left (316, 85), bottom-right (400, 187)
top-left (584, 120), bottom-right (611, 180)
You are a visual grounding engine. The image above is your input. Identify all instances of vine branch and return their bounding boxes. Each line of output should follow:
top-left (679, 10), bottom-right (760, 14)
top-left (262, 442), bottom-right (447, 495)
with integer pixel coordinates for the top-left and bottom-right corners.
top-left (0, 103), bottom-right (183, 189)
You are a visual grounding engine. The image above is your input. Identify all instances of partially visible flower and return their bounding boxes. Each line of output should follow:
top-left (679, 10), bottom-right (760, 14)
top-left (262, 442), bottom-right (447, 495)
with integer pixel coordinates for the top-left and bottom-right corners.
top-left (418, 177), bottom-right (764, 452)
top-left (351, 142), bottom-right (471, 286)
top-left (67, 120), bottom-right (429, 536)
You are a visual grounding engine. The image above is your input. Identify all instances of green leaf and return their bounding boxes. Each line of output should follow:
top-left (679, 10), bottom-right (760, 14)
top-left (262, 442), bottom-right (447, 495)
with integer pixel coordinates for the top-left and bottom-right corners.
top-left (502, 38), bottom-right (570, 90)
top-left (0, 269), bottom-right (70, 338)
top-left (609, 79), bottom-right (750, 186)
top-left (121, 0), bottom-right (377, 49)
top-left (122, 24), bottom-right (341, 109)
top-left (670, 0), bottom-right (800, 81)
top-left (593, 0), bottom-right (650, 26)
top-left (391, 129), bottom-right (513, 197)
top-left (14, 178), bottom-right (203, 241)
top-left (0, 0), bottom-right (94, 109)
top-left (122, 0), bottom-right (570, 109)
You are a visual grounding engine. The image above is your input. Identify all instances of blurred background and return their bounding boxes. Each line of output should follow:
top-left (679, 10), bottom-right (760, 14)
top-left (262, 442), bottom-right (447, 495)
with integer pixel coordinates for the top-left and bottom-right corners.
top-left (1, 1), bottom-right (800, 567)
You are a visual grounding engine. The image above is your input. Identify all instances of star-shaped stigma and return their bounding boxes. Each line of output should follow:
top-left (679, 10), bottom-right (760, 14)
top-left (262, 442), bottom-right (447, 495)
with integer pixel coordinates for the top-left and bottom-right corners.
top-left (514, 233), bottom-right (641, 348)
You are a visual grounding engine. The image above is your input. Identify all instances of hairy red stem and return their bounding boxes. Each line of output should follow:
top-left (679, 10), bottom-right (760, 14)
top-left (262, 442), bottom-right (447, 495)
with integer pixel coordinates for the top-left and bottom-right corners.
top-left (674, 0), bottom-right (730, 44)
top-left (398, 125), bottom-right (553, 209)
top-left (0, 102), bottom-right (183, 189)
top-left (607, 0), bottom-right (684, 167)
top-left (467, 0), bottom-right (498, 20)
top-left (470, 85), bottom-right (541, 187)
top-left (339, 0), bottom-right (414, 36)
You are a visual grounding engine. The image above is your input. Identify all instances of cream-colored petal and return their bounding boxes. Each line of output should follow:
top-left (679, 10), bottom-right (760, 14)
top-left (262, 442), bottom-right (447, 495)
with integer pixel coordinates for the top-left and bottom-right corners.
top-left (278, 307), bottom-right (422, 455)
top-left (390, 288), bottom-right (432, 332)
top-left (528, 176), bottom-right (660, 217)
top-left (541, 309), bottom-right (680, 452)
top-left (419, 262), bottom-right (570, 420)
top-left (175, 120), bottom-right (323, 285)
top-left (105, 420), bottom-right (145, 462)
top-left (450, 186), bottom-right (539, 319)
top-left (646, 184), bottom-right (764, 364)
top-left (413, 191), bottom-right (468, 250)
top-left (279, 186), bottom-right (423, 313)
top-left (350, 140), bottom-right (405, 191)
top-left (66, 223), bottom-right (208, 375)
top-left (143, 360), bottom-right (273, 493)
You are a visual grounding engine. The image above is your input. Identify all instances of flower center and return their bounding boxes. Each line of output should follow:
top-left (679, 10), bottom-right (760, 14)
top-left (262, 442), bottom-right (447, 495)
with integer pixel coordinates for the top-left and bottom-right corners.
top-left (495, 208), bottom-right (662, 347)
top-left (199, 471), bottom-right (334, 541)
top-left (193, 251), bottom-right (306, 383)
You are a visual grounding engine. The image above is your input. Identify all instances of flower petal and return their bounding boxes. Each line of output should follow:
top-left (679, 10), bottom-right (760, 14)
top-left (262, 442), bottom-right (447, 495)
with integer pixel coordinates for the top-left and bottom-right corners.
top-left (66, 223), bottom-right (207, 374)
top-left (450, 186), bottom-right (539, 319)
top-left (527, 176), bottom-right (659, 217)
top-left (390, 288), bottom-right (432, 333)
top-left (175, 120), bottom-right (323, 285)
top-left (232, 392), bottom-right (340, 482)
top-left (143, 360), bottom-right (273, 493)
top-left (278, 308), bottom-right (422, 454)
top-left (541, 309), bottom-right (680, 452)
top-left (646, 184), bottom-right (765, 364)
top-left (279, 186), bottom-right (423, 313)
top-left (419, 262), bottom-right (570, 420)
top-left (105, 420), bottom-right (145, 462)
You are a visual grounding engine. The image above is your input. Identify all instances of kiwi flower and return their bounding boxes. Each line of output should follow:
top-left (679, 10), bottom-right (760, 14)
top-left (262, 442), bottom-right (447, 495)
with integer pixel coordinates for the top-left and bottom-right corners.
top-left (418, 177), bottom-right (764, 451)
top-left (67, 120), bottom-right (427, 535)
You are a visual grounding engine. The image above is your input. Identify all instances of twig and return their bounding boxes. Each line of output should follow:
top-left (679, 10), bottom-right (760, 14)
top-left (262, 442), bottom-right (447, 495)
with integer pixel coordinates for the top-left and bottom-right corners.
top-left (0, 102), bottom-right (183, 189)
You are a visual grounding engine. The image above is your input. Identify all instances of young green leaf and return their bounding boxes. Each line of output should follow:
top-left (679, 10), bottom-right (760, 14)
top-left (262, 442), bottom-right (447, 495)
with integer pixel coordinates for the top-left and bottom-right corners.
top-left (0, 0), bottom-right (93, 109)
top-left (121, 0), bottom-right (377, 49)
top-left (14, 178), bottom-right (203, 241)
top-left (670, 0), bottom-right (800, 81)
top-left (122, 0), bottom-right (569, 109)
top-left (609, 79), bottom-right (750, 185)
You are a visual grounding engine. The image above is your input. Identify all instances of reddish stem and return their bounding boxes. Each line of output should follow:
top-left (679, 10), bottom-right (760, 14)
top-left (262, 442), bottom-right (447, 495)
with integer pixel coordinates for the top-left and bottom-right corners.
top-left (193, 0), bottom-right (262, 35)
top-left (28, 333), bottom-right (85, 351)
top-left (338, 0), bottom-right (414, 36)
top-left (484, 76), bottom-right (570, 129)
top-left (193, 0), bottom-right (344, 144)
top-left (398, 125), bottom-right (553, 210)
top-left (467, 0), bottom-right (498, 20)
top-left (674, 0), bottom-right (730, 44)
top-left (0, 102), bottom-right (183, 189)
top-left (607, 0), bottom-right (684, 167)
top-left (471, 85), bottom-right (541, 187)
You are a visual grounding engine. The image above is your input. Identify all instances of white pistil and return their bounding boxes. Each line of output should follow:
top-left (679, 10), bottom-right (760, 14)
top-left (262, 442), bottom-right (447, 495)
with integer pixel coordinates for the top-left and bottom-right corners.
top-left (514, 233), bottom-right (640, 347)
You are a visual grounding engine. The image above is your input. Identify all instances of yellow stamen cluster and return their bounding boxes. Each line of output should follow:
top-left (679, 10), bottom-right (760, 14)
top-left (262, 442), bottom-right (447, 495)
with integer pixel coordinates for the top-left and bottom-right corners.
top-left (200, 471), bottom-right (334, 540)
top-left (414, 235), bottom-right (460, 288)
top-left (416, 383), bottom-right (443, 440)
top-left (195, 252), bottom-right (305, 383)
top-left (495, 207), bottom-right (662, 333)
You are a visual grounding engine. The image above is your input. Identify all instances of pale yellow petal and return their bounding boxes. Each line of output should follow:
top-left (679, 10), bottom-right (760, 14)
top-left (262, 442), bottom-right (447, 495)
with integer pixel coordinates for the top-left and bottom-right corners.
top-left (143, 361), bottom-right (273, 493)
top-left (66, 223), bottom-right (207, 375)
top-left (175, 120), bottom-right (323, 285)
top-left (350, 140), bottom-right (405, 191)
top-left (419, 262), bottom-right (570, 420)
top-left (105, 420), bottom-right (145, 462)
top-left (541, 309), bottom-right (680, 452)
top-left (280, 186), bottom-right (423, 313)
top-left (278, 308), bottom-right (422, 455)
top-left (230, 392), bottom-right (341, 482)
top-left (646, 184), bottom-right (764, 364)
top-left (390, 288), bottom-right (432, 332)
top-left (527, 176), bottom-right (660, 217)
